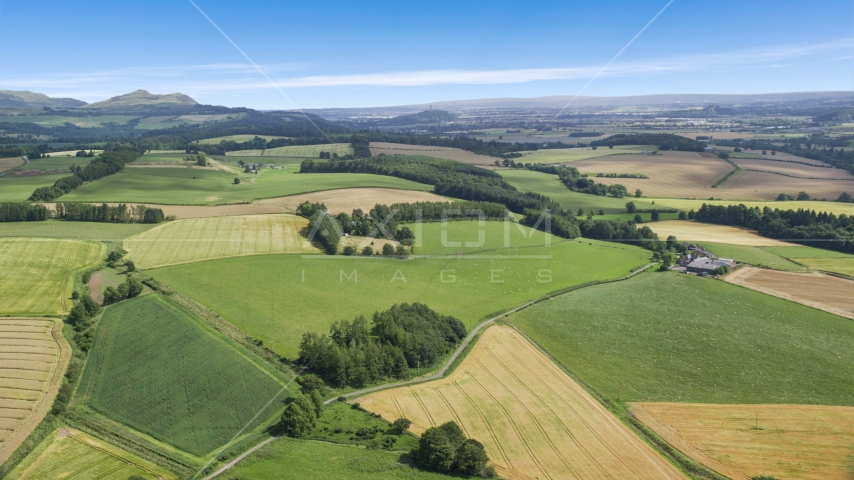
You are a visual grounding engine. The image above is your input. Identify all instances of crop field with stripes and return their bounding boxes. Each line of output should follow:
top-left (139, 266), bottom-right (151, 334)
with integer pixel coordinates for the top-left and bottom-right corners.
top-left (225, 143), bottom-right (353, 158)
top-left (357, 326), bottom-right (684, 480)
top-left (0, 318), bottom-right (70, 464)
top-left (6, 427), bottom-right (176, 480)
top-left (0, 238), bottom-right (105, 315)
top-left (124, 214), bottom-right (319, 269)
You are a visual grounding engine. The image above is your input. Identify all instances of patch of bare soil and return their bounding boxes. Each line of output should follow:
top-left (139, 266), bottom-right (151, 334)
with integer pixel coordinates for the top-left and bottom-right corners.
top-left (725, 266), bottom-right (854, 318)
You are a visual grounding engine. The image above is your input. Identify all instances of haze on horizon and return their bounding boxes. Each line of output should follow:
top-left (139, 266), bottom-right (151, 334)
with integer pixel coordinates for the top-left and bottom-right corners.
top-left (1, 0), bottom-right (852, 109)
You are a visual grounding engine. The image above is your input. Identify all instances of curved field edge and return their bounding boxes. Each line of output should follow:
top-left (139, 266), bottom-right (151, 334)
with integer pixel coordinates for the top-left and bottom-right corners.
top-left (355, 325), bottom-right (689, 480)
top-left (67, 294), bottom-right (294, 469)
top-left (0, 318), bottom-right (71, 465)
top-left (5, 427), bottom-right (178, 480)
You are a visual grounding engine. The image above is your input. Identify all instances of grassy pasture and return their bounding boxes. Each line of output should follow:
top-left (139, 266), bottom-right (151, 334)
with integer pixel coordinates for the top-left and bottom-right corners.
top-left (136, 152), bottom-right (195, 163)
top-left (76, 294), bottom-right (289, 457)
top-left (0, 174), bottom-right (67, 202)
top-left (515, 145), bottom-right (654, 164)
top-left (6, 427), bottom-right (177, 480)
top-left (509, 272), bottom-right (854, 405)
top-left (653, 199), bottom-right (854, 217)
top-left (725, 266), bottom-right (854, 318)
top-left (151, 221), bottom-right (651, 357)
top-left (631, 403), bottom-right (854, 480)
top-left (0, 318), bottom-right (69, 464)
top-left (646, 220), bottom-right (794, 246)
top-left (226, 143), bottom-right (353, 158)
top-left (358, 326), bottom-right (684, 480)
top-left (0, 220), bottom-right (156, 241)
top-left (89, 268), bottom-right (126, 303)
top-left (0, 238), bottom-right (105, 315)
top-left (225, 436), bottom-right (454, 480)
top-left (790, 256), bottom-right (854, 276)
top-left (369, 142), bottom-right (499, 165)
top-left (256, 187), bottom-right (448, 214)
top-left (59, 168), bottom-right (433, 205)
top-left (764, 245), bottom-right (852, 258)
top-left (196, 134), bottom-right (289, 144)
top-left (19, 156), bottom-right (91, 173)
top-left (701, 243), bottom-right (806, 272)
top-left (125, 214), bottom-right (320, 269)
top-left (499, 169), bottom-right (658, 213)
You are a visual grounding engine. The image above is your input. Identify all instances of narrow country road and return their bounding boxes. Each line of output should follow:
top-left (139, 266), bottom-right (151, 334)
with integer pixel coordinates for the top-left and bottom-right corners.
top-left (203, 263), bottom-right (657, 479)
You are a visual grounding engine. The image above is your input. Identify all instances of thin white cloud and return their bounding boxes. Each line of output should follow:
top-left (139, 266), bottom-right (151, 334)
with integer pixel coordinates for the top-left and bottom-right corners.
top-left (2, 38), bottom-right (851, 99)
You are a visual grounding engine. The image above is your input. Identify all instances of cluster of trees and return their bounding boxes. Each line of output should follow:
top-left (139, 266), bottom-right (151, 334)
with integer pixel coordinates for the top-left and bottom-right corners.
top-left (318, 151), bottom-right (338, 159)
top-left (29, 147), bottom-right (143, 201)
top-left (298, 202), bottom-right (343, 254)
top-left (102, 277), bottom-right (144, 305)
top-left (297, 303), bottom-right (466, 388)
top-left (279, 389), bottom-right (324, 438)
top-left (594, 172), bottom-right (648, 179)
top-left (355, 132), bottom-right (574, 158)
top-left (66, 291), bottom-right (101, 352)
top-left (75, 150), bottom-right (97, 158)
top-left (412, 421), bottom-right (491, 477)
top-left (694, 203), bottom-right (854, 253)
top-left (557, 166), bottom-right (628, 198)
top-left (569, 131), bottom-right (603, 137)
top-left (578, 218), bottom-right (664, 251)
top-left (0, 203), bottom-right (50, 222)
top-left (55, 203), bottom-right (165, 223)
top-left (591, 133), bottom-right (706, 152)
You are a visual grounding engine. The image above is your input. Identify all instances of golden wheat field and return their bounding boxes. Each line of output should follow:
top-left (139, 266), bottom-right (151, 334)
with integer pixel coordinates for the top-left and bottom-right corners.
top-left (631, 402), bottom-right (854, 480)
top-left (732, 157), bottom-right (854, 180)
top-left (646, 221), bottom-right (795, 246)
top-left (725, 266), bottom-right (854, 318)
top-left (256, 187), bottom-right (449, 213)
top-left (0, 238), bottom-right (106, 315)
top-left (124, 214), bottom-right (320, 269)
top-left (357, 326), bottom-right (685, 480)
top-left (0, 318), bottom-right (70, 464)
top-left (722, 169), bottom-right (853, 200)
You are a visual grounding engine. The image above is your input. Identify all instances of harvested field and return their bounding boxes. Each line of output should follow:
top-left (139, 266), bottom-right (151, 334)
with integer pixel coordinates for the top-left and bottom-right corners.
top-left (196, 134), bottom-right (288, 144)
top-left (725, 266), bottom-right (854, 318)
top-left (257, 187), bottom-right (448, 213)
top-left (357, 326), bottom-right (685, 480)
top-left (732, 157), bottom-right (854, 180)
top-left (654, 199), bottom-right (854, 217)
top-left (515, 145), bottom-right (653, 164)
top-left (789, 256), bottom-right (854, 277)
top-left (125, 214), bottom-right (319, 269)
top-left (0, 238), bottom-right (106, 315)
top-left (740, 149), bottom-right (831, 166)
top-left (369, 142), bottom-right (501, 165)
top-left (646, 221), bottom-right (796, 246)
top-left (722, 169), bottom-right (852, 200)
top-left (226, 143), bottom-right (352, 158)
top-left (6, 427), bottom-right (177, 480)
top-left (0, 157), bottom-right (23, 174)
top-left (572, 151), bottom-right (733, 198)
top-left (0, 318), bottom-right (70, 465)
top-left (631, 403), bottom-right (854, 480)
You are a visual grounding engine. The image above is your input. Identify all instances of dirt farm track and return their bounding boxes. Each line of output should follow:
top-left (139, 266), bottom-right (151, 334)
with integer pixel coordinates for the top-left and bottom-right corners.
top-left (357, 326), bottom-right (685, 480)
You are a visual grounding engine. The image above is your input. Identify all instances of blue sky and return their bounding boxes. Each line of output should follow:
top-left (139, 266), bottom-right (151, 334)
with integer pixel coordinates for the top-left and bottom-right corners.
top-left (1, 0), bottom-right (852, 108)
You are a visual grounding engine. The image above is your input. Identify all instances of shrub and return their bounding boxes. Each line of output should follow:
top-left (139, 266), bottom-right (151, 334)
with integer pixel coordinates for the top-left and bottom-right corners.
top-left (125, 260), bottom-right (136, 272)
top-left (382, 243), bottom-right (395, 256)
top-left (281, 395), bottom-right (317, 438)
top-left (342, 245), bottom-right (356, 256)
top-left (361, 246), bottom-right (373, 256)
top-left (393, 417), bottom-right (412, 432)
top-left (411, 421), bottom-right (488, 475)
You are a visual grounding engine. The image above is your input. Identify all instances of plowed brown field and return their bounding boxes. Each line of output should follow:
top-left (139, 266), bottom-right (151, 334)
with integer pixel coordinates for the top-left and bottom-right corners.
top-left (0, 318), bottom-right (70, 464)
top-left (357, 326), bottom-right (685, 480)
top-left (257, 187), bottom-right (448, 213)
top-left (631, 402), bottom-right (854, 480)
top-left (725, 266), bottom-right (854, 318)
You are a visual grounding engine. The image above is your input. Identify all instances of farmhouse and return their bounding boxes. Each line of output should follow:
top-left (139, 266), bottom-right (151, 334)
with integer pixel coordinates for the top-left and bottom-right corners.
top-left (685, 256), bottom-right (736, 274)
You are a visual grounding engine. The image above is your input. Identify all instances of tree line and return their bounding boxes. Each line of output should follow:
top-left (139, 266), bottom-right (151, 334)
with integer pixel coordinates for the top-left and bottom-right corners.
top-left (0, 203), bottom-right (50, 222)
top-left (29, 147), bottom-right (143, 201)
top-left (694, 203), bottom-right (854, 254)
top-left (297, 303), bottom-right (466, 388)
top-left (0, 203), bottom-right (165, 224)
top-left (591, 133), bottom-right (706, 151)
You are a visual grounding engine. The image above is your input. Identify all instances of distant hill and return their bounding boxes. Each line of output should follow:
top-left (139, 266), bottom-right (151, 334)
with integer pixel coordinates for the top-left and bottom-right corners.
top-left (85, 89), bottom-right (197, 109)
top-left (0, 90), bottom-right (86, 108)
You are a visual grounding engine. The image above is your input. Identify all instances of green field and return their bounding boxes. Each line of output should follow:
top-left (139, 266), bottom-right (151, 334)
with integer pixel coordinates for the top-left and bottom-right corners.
top-left (510, 272), bottom-right (854, 405)
top-left (19, 156), bottom-right (91, 172)
top-left (125, 214), bottom-right (319, 269)
top-left (75, 294), bottom-right (290, 457)
top-left (0, 220), bottom-right (156, 241)
top-left (764, 245), bottom-right (853, 258)
top-left (499, 169), bottom-right (658, 214)
top-left (136, 152), bottom-right (196, 163)
top-left (791, 256), bottom-right (854, 276)
top-left (6, 428), bottom-right (176, 480)
top-left (196, 134), bottom-right (290, 144)
top-left (225, 436), bottom-right (460, 480)
top-left (0, 174), bottom-right (67, 202)
top-left (653, 198), bottom-right (854, 217)
top-left (226, 143), bottom-right (353, 158)
top-left (59, 168), bottom-right (432, 205)
top-left (151, 221), bottom-right (651, 357)
top-left (0, 237), bottom-right (105, 315)
top-left (702, 242), bottom-right (807, 272)
top-left (515, 145), bottom-right (654, 164)
top-left (308, 402), bottom-right (418, 451)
